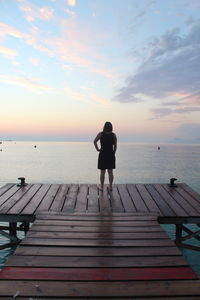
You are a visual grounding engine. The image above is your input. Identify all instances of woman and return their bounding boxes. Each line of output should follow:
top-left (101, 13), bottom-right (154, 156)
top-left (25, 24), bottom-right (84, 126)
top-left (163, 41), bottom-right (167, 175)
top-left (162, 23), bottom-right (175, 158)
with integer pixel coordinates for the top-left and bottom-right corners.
top-left (94, 122), bottom-right (117, 190)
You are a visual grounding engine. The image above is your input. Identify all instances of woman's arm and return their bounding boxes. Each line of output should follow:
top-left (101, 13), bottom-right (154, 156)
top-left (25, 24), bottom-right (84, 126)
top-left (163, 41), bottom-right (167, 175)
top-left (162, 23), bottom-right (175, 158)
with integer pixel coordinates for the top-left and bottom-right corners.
top-left (93, 132), bottom-right (101, 152)
top-left (113, 133), bottom-right (117, 153)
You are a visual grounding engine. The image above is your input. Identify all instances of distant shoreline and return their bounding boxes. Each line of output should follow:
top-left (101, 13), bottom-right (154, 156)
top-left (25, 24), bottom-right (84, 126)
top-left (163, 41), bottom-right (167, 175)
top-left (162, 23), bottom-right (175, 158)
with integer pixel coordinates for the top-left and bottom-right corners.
top-left (1, 140), bottom-right (200, 145)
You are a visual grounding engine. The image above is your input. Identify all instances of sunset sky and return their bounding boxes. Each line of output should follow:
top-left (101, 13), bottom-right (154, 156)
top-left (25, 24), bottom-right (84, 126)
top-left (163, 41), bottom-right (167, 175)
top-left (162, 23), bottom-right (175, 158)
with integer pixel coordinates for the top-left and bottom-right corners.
top-left (0, 0), bottom-right (200, 143)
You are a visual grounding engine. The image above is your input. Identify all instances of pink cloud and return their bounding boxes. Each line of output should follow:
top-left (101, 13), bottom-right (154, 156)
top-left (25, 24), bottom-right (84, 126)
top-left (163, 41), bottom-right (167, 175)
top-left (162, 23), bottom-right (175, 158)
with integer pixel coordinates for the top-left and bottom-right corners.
top-left (46, 18), bottom-right (115, 79)
top-left (64, 85), bottom-right (109, 106)
top-left (0, 74), bottom-right (53, 91)
top-left (67, 0), bottom-right (76, 7)
top-left (0, 6), bottom-right (114, 80)
top-left (0, 22), bottom-right (27, 39)
top-left (89, 93), bottom-right (109, 105)
top-left (0, 46), bottom-right (18, 58)
top-left (25, 26), bottom-right (53, 56)
top-left (18, 1), bottom-right (54, 22)
top-left (0, 22), bottom-right (51, 59)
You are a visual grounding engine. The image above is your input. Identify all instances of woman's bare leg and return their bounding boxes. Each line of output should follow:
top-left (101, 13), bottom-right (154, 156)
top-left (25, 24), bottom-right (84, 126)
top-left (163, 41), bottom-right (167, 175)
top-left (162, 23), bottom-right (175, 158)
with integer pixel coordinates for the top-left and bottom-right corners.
top-left (108, 169), bottom-right (114, 190)
top-left (100, 170), bottom-right (106, 189)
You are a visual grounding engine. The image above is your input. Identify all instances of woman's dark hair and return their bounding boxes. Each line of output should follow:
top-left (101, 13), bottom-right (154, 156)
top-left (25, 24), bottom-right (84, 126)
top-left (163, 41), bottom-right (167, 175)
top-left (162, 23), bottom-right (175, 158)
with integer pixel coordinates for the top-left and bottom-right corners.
top-left (103, 121), bottom-right (113, 133)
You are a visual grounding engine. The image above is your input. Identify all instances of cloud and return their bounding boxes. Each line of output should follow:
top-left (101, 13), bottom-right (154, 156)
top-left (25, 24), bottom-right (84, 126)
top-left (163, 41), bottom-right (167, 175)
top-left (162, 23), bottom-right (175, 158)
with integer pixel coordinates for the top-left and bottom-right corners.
top-left (0, 22), bottom-right (27, 38)
top-left (151, 106), bottom-right (200, 119)
top-left (25, 26), bottom-right (53, 56)
top-left (178, 0), bottom-right (200, 8)
top-left (89, 93), bottom-right (109, 105)
top-left (1, 4), bottom-right (113, 80)
top-left (114, 19), bottom-right (200, 104)
top-left (64, 8), bottom-right (76, 18)
top-left (19, 1), bottom-right (54, 22)
top-left (0, 22), bottom-right (52, 57)
top-left (46, 18), bottom-right (114, 79)
top-left (64, 85), bottom-right (109, 105)
top-left (0, 74), bottom-right (53, 91)
top-left (0, 46), bottom-right (18, 58)
top-left (67, 0), bottom-right (76, 7)
top-left (64, 85), bottom-right (90, 104)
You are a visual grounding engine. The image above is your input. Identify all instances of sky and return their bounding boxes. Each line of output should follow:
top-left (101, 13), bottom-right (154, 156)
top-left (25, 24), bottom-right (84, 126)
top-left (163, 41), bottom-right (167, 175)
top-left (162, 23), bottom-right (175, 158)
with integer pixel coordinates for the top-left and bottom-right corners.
top-left (0, 0), bottom-right (200, 143)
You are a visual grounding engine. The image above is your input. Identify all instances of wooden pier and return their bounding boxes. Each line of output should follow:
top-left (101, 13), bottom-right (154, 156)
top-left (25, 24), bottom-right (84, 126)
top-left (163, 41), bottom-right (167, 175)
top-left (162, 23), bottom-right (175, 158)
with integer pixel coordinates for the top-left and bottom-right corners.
top-left (0, 182), bottom-right (200, 298)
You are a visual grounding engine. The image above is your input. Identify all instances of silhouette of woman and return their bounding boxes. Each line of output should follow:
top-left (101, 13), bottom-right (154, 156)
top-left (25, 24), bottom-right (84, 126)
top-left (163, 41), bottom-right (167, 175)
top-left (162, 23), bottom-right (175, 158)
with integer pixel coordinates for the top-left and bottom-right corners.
top-left (94, 122), bottom-right (117, 190)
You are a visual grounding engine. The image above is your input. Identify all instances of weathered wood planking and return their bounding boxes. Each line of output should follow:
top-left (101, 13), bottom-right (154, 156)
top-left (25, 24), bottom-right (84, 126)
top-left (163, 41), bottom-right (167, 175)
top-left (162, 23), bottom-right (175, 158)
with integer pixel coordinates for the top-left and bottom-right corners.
top-left (1, 214), bottom-right (199, 298)
top-left (14, 245), bottom-right (181, 256)
top-left (6, 255), bottom-right (188, 268)
top-left (25, 231), bottom-right (169, 239)
top-left (0, 183), bottom-right (200, 219)
top-left (0, 280), bottom-right (200, 298)
top-left (0, 266), bottom-right (197, 281)
top-left (3, 215), bottom-right (191, 267)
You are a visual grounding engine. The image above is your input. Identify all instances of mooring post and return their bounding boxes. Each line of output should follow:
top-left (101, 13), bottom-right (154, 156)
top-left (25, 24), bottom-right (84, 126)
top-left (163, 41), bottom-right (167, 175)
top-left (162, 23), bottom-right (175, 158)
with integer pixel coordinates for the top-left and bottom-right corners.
top-left (170, 178), bottom-right (177, 187)
top-left (17, 177), bottom-right (27, 187)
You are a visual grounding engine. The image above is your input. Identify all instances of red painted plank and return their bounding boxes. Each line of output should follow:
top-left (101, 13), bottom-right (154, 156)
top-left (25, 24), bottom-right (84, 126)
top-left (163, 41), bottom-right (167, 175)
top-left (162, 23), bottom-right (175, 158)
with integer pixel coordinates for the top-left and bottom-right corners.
top-left (0, 267), bottom-right (197, 281)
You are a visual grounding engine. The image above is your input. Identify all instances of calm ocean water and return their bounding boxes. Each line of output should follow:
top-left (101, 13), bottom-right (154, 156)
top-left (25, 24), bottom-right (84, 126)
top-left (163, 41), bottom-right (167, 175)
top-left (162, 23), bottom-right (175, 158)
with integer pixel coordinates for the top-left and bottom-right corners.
top-left (0, 141), bottom-right (200, 274)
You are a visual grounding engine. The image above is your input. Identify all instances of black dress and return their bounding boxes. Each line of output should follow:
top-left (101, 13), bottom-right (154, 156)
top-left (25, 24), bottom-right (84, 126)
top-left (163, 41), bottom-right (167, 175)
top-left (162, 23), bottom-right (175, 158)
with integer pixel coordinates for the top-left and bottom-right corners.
top-left (98, 132), bottom-right (116, 170)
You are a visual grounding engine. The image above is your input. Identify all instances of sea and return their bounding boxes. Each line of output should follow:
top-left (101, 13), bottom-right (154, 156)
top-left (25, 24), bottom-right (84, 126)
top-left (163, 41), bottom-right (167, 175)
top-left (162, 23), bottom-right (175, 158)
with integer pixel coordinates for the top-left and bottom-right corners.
top-left (0, 141), bottom-right (200, 275)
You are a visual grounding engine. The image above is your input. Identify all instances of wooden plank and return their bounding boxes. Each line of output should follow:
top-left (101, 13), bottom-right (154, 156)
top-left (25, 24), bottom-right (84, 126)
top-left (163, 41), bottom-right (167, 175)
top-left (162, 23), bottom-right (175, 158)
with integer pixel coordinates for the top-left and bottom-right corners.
top-left (0, 183), bottom-right (15, 197)
top-left (14, 245), bottom-right (181, 257)
top-left (176, 185), bottom-right (200, 214)
top-left (180, 183), bottom-right (200, 204)
top-left (25, 230), bottom-right (169, 240)
top-left (38, 211), bottom-right (158, 217)
top-left (8, 184), bottom-right (42, 214)
top-left (50, 184), bottom-right (69, 212)
top-left (117, 184), bottom-right (136, 212)
top-left (0, 296), bottom-right (200, 299)
top-left (127, 184), bottom-right (148, 212)
top-left (124, 298), bottom-right (200, 300)
top-left (30, 224), bottom-right (164, 233)
top-left (62, 184), bottom-right (79, 212)
top-left (5, 255), bottom-right (187, 268)
top-left (75, 184), bottom-right (88, 212)
top-left (145, 184), bottom-right (176, 216)
top-left (0, 280), bottom-right (199, 297)
top-left (0, 185), bottom-right (21, 207)
top-left (153, 184), bottom-right (188, 216)
top-left (36, 213), bottom-right (158, 221)
top-left (0, 185), bottom-right (32, 213)
top-left (87, 184), bottom-right (99, 212)
top-left (109, 185), bottom-right (124, 212)
top-left (99, 185), bottom-right (112, 213)
top-left (119, 298), bottom-right (200, 300)
top-left (21, 184), bottom-right (50, 215)
top-left (20, 237), bottom-right (176, 247)
top-left (162, 184), bottom-right (199, 216)
top-left (0, 183), bottom-right (199, 219)
top-left (35, 184), bottom-right (60, 213)
top-left (34, 219), bottom-right (160, 227)
top-left (135, 184), bottom-right (162, 214)
top-left (0, 266), bottom-right (197, 281)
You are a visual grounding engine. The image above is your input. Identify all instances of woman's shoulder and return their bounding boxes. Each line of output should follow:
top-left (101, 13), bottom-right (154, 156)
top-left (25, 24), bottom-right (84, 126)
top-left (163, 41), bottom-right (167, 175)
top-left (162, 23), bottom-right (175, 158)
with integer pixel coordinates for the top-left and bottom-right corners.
top-left (94, 132), bottom-right (102, 142)
top-left (98, 132), bottom-right (103, 137)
